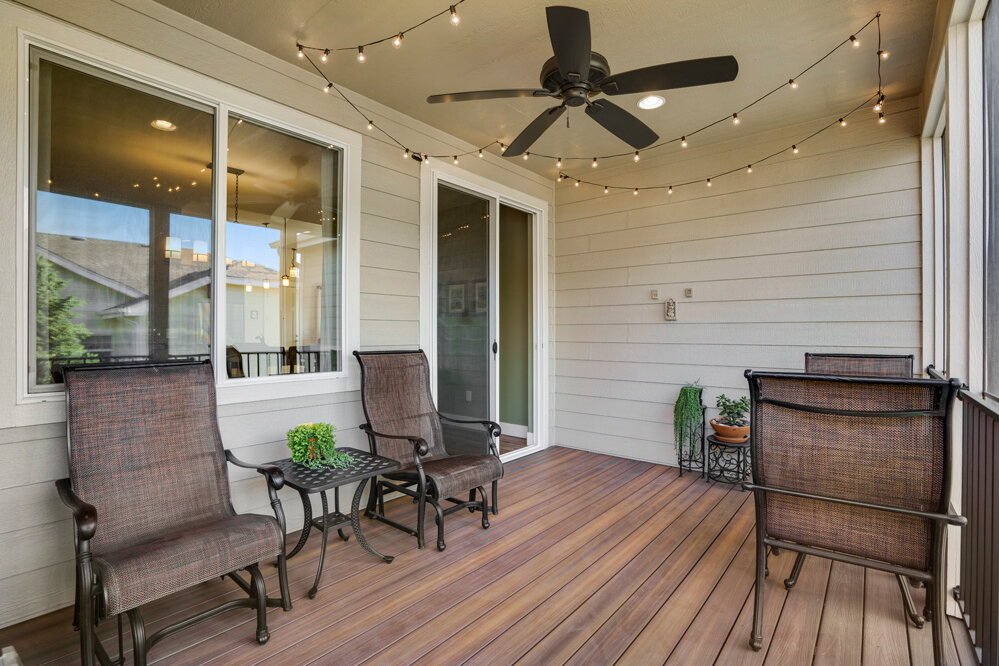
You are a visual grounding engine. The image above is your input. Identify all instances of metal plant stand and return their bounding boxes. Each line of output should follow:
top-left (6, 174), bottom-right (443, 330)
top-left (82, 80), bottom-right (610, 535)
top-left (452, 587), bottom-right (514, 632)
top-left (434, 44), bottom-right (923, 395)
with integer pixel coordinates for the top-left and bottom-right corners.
top-left (706, 434), bottom-right (752, 485)
top-left (266, 448), bottom-right (400, 599)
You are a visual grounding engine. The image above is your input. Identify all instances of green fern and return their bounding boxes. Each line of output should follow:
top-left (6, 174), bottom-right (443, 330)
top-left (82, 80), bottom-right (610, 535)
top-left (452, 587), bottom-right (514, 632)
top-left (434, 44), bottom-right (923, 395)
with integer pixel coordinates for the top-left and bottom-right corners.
top-left (673, 383), bottom-right (704, 459)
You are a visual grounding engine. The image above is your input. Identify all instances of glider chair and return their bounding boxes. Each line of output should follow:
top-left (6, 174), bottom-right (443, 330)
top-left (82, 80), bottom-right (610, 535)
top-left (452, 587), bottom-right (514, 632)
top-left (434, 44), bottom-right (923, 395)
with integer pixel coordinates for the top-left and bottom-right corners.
top-left (804, 352), bottom-right (914, 378)
top-left (57, 362), bottom-right (291, 666)
top-left (803, 352), bottom-right (925, 626)
top-left (354, 350), bottom-right (503, 551)
top-left (743, 371), bottom-right (965, 664)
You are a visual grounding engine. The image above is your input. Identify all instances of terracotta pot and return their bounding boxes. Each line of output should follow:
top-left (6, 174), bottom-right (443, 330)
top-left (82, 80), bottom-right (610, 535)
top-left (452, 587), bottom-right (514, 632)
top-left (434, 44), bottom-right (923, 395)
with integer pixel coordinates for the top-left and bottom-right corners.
top-left (710, 418), bottom-right (750, 444)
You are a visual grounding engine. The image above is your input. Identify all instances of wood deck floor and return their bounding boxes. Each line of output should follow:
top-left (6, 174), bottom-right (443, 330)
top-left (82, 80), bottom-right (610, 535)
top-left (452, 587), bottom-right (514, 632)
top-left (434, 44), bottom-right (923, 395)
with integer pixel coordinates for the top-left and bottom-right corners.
top-left (0, 447), bottom-right (978, 665)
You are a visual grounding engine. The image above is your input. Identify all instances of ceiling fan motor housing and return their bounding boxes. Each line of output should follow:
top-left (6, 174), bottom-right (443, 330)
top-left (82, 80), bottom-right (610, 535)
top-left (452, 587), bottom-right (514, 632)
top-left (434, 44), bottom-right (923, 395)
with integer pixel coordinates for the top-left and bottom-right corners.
top-left (540, 52), bottom-right (610, 106)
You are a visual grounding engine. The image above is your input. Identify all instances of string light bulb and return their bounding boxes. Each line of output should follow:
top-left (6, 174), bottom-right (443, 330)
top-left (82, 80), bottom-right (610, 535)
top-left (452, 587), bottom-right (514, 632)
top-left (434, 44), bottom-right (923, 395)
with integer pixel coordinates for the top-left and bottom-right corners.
top-left (324, 83), bottom-right (332, 93)
top-left (732, 113), bottom-right (740, 125)
top-left (633, 188), bottom-right (639, 196)
top-left (357, 46), bottom-right (366, 62)
top-left (789, 79), bottom-right (798, 89)
top-left (394, 33), bottom-right (404, 48)
top-left (320, 48), bottom-right (329, 63)
top-left (634, 151), bottom-right (640, 162)
top-left (523, 152), bottom-right (530, 160)
top-left (449, 5), bottom-right (460, 25)
top-left (879, 50), bottom-right (889, 59)
top-left (245, 284), bottom-right (252, 292)
top-left (792, 145), bottom-right (799, 154)
top-left (500, 143), bottom-right (506, 153)
top-left (839, 118), bottom-right (847, 127)
top-left (367, 120), bottom-right (374, 130)
top-left (680, 136), bottom-right (688, 148)
top-left (850, 35), bottom-right (860, 48)
top-left (592, 157), bottom-right (598, 168)
top-left (557, 174), bottom-right (562, 182)
top-left (878, 112), bottom-right (886, 124)
top-left (297, 44), bottom-right (304, 58)
top-left (575, 180), bottom-right (580, 187)
top-left (604, 186), bottom-right (609, 194)
top-left (453, 155), bottom-right (459, 164)
top-left (667, 185), bottom-right (673, 195)
top-left (747, 164), bottom-right (753, 173)
top-left (423, 154), bottom-right (430, 164)
top-left (874, 93), bottom-right (885, 112)
top-left (556, 157), bottom-right (562, 168)
top-left (478, 149), bottom-right (483, 157)
top-left (706, 178), bottom-right (712, 187)
top-left (403, 148), bottom-right (410, 159)
top-left (282, 275), bottom-right (290, 287)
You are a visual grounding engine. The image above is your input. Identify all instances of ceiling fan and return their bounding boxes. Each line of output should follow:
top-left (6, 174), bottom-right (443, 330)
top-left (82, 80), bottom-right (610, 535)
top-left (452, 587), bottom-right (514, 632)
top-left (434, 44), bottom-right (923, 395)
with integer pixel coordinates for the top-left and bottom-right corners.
top-left (427, 6), bottom-right (739, 157)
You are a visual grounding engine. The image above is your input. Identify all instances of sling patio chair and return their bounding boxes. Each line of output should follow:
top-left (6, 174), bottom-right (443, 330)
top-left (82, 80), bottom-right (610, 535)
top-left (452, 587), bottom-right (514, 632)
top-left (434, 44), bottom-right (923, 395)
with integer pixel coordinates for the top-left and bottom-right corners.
top-left (354, 350), bottom-right (503, 551)
top-left (56, 361), bottom-right (291, 666)
top-left (743, 370), bottom-right (965, 664)
top-left (803, 352), bottom-right (924, 626)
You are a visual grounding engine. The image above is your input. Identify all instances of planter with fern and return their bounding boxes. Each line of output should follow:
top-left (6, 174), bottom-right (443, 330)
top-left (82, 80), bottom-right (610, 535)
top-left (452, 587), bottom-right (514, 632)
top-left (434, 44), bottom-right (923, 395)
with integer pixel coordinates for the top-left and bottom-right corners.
top-left (287, 422), bottom-right (353, 469)
top-left (710, 394), bottom-right (750, 444)
top-left (673, 382), bottom-right (705, 475)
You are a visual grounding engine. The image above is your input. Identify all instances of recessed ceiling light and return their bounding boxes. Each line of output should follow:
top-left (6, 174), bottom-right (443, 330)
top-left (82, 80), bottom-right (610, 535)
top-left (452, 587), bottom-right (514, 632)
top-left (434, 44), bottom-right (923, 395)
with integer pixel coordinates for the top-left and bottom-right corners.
top-left (150, 119), bottom-right (176, 131)
top-left (637, 95), bottom-right (665, 110)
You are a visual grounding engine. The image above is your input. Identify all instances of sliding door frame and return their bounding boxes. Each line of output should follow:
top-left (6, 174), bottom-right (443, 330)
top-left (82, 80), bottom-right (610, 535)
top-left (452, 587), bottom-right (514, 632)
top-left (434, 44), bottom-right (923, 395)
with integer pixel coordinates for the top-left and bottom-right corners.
top-left (419, 160), bottom-right (549, 461)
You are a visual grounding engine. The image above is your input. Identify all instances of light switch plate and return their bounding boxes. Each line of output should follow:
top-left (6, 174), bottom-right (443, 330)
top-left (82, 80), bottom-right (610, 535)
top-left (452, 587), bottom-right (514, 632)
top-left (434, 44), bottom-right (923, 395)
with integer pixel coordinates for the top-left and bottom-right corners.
top-left (651, 289), bottom-right (660, 300)
top-left (684, 288), bottom-right (693, 298)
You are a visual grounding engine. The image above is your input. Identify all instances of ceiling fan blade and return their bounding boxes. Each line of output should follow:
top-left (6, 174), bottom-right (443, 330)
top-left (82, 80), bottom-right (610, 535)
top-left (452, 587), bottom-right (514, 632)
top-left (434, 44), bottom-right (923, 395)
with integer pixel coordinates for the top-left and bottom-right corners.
top-left (427, 89), bottom-right (554, 103)
top-left (585, 99), bottom-right (658, 149)
top-left (546, 6), bottom-right (591, 81)
top-left (601, 56), bottom-right (739, 95)
top-left (504, 105), bottom-right (567, 157)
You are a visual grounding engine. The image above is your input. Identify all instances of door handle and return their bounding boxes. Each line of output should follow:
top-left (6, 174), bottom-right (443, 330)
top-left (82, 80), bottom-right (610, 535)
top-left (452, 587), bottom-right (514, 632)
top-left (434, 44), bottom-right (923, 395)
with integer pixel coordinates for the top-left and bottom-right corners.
top-left (492, 341), bottom-right (498, 354)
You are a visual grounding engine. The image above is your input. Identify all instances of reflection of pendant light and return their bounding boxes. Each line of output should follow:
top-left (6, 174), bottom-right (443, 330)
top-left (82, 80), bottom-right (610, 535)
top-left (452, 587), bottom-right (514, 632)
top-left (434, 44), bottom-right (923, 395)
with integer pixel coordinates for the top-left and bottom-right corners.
top-left (280, 218), bottom-right (290, 286)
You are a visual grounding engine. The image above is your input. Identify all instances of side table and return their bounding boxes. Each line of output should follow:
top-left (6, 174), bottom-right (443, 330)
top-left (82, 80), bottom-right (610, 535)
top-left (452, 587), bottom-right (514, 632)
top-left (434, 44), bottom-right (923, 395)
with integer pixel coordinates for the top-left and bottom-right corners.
top-left (267, 447), bottom-right (400, 598)
top-left (706, 434), bottom-right (752, 485)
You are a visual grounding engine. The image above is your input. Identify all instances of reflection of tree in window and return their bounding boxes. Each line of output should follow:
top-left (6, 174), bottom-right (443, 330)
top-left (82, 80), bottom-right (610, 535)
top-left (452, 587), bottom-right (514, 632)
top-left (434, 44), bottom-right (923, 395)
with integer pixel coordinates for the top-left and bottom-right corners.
top-left (35, 256), bottom-right (91, 383)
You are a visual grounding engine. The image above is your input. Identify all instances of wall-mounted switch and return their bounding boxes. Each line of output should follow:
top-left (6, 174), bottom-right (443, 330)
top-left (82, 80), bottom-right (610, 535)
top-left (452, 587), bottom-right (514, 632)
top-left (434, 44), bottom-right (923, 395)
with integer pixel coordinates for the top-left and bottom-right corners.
top-left (684, 288), bottom-right (693, 298)
top-left (650, 289), bottom-right (660, 300)
top-left (465, 390), bottom-right (472, 402)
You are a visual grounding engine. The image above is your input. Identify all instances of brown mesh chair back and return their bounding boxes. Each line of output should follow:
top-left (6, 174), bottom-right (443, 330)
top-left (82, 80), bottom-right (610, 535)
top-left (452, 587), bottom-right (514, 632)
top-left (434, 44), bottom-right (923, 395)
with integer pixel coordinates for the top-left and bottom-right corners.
top-left (64, 362), bottom-right (234, 555)
top-left (804, 353), bottom-right (913, 378)
top-left (748, 372), bottom-right (953, 572)
top-left (354, 351), bottom-right (448, 466)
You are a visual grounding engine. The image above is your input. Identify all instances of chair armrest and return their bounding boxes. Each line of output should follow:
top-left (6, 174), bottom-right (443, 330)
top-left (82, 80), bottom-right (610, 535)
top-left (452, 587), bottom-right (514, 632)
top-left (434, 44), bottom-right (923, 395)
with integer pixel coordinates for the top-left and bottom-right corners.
top-left (359, 424), bottom-right (429, 456)
top-left (439, 414), bottom-right (502, 439)
top-left (742, 482), bottom-right (968, 526)
top-left (55, 478), bottom-right (97, 542)
top-left (225, 450), bottom-right (285, 491)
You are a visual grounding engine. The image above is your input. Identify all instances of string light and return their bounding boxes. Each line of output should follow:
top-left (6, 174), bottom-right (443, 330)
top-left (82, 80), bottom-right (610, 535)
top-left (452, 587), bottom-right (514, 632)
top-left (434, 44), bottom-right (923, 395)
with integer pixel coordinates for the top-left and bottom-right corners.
top-left (680, 136), bottom-right (688, 148)
top-left (879, 112), bottom-right (886, 124)
top-left (557, 174), bottom-right (562, 182)
top-left (282, 275), bottom-right (290, 287)
top-left (839, 118), bottom-right (847, 126)
top-left (706, 178), bottom-right (712, 187)
top-left (789, 79), bottom-right (798, 89)
top-left (604, 186), bottom-right (609, 194)
top-left (523, 152), bottom-right (530, 160)
top-left (556, 157), bottom-right (562, 168)
top-left (394, 33), bottom-right (403, 48)
top-left (575, 180), bottom-right (580, 187)
top-left (478, 149), bottom-right (483, 157)
top-left (850, 35), bottom-right (860, 48)
top-left (873, 93), bottom-right (885, 112)
top-left (320, 49), bottom-right (329, 63)
top-left (879, 50), bottom-right (889, 59)
top-left (592, 157), bottom-right (598, 168)
top-left (634, 151), bottom-right (640, 162)
top-left (667, 185), bottom-right (673, 195)
top-left (403, 148), bottom-right (410, 159)
top-left (633, 188), bottom-right (639, 196)
top-left (324, 83), bottom-right (332, 93)
top-left (453, 155), bottom-right (459, 164)
top-left (792, 145), bottom-right (799, 154)
top-left (357, 46), bottom-right (366, 62)
top-left (297, 44), bottom-right (304, 58)
top-left (732, 113), bottom-right (740, 125)
top-left (367, 120), bottom-right (374, 130)
top-left (424, 154), bottom-right (430, 164)
top-left (450, 5), bottom-right (460, 24)
top-left (500, 143), bottom-right (506, 153)
top-left (747, 164), bottom-right (753, 173)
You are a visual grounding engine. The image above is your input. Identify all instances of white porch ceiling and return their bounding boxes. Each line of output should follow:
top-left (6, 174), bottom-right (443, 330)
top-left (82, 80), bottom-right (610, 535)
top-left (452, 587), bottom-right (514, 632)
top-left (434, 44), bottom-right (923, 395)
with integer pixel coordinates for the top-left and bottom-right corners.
top-left (152, 0), bottom-right (936, 175)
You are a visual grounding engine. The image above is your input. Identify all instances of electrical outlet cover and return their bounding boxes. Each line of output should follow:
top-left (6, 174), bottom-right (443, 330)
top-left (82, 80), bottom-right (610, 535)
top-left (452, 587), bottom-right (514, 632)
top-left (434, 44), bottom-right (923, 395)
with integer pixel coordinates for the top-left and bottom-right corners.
top-left (651, 288), bottom-right (660, 300)
top-left (684, 288), bottom-right (693, 298)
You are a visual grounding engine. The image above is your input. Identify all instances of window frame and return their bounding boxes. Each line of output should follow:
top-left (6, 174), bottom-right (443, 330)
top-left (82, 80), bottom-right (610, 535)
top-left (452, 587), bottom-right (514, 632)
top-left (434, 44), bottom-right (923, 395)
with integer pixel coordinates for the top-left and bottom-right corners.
top-left (16, 31), bottom-right (362, 412)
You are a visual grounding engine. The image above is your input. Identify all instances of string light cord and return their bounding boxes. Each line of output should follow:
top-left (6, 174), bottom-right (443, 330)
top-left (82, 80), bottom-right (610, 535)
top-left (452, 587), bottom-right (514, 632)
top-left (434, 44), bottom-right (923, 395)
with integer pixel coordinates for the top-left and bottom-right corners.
top-left (297, 0), bottom-right (468, 55)
top-left (558, 91), bottom-right (880, 193)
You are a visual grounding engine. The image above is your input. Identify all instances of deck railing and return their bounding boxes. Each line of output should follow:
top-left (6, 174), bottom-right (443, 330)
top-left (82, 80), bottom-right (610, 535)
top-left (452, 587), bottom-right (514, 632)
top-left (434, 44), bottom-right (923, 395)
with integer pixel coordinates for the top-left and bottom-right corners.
top-left (929, 365), bottom-right (999, 664)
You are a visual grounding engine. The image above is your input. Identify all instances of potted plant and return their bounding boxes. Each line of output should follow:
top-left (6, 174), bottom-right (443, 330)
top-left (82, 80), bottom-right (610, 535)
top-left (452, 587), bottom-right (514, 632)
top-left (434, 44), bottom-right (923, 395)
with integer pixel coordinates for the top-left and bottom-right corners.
top-left (287, 422), bottom-right (353, 469)
top-left (711, 394), bottom-right (751, 443)
top-left (673, 382), bottom-right (704, 463)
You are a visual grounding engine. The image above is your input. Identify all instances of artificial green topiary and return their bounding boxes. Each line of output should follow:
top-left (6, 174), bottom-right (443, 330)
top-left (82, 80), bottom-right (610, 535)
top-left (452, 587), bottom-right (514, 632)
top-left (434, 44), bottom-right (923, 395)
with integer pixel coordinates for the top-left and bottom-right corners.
top-left (287, 422), bottom-right (352, 469)
top-left (674, 382), bottom-right (704, 459)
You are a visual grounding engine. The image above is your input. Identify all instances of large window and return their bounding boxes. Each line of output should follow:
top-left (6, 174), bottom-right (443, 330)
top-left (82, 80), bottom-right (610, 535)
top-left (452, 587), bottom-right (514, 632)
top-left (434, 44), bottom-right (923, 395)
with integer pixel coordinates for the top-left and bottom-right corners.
top-left (985, 0), bottom-right (999, 397)
top-left (27, 49), bottom-right (345, 392)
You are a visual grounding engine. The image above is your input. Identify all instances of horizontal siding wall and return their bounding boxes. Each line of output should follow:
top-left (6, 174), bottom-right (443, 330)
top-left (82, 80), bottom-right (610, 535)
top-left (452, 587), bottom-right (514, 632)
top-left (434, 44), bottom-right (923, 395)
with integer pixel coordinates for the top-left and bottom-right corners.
top-left (552, 97), bottom-right (923, 465)
top-left (0, 0), bottom-right (551, 627)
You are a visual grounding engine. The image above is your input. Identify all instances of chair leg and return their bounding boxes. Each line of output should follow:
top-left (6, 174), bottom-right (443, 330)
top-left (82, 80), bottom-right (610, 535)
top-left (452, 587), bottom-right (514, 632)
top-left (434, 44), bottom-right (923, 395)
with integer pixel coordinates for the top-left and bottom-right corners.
top-left (416, 491), bottom-right (427, 550)
top-left (126, 607), bottom-right (147, 666)
top-left (492, 479), bottom-right (499, 515)
top-left (930, 524), bottom-right (947, 665)
top-left (276, 551), bottom-right (292, 611)
top-left (77, 564), bottom-right (95, 666)
top-left (784, 553), bottom-right (806, 589)
top-left (896, 574), bottom-right (925, 628)
top-left (431, 498), bottom-right (446, 551)
top-left (750, 501), bottom-right (766, 651)
top-left (247, 564), bottom-right (270, 645)
top-left (478, 486), bottom-right (490, 529)
top-left (468, 489), bottom-right (476, 513)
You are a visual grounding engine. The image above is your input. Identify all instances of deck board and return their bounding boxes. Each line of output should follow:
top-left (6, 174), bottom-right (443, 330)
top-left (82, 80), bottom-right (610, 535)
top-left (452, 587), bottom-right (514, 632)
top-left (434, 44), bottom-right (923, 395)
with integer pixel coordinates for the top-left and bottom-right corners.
top-left (0, 447), bottom-right (973, 665)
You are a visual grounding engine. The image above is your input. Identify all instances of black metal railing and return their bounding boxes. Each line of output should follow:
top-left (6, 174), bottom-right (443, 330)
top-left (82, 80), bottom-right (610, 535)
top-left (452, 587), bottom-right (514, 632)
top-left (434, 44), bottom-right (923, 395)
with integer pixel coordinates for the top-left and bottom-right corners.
top-left (929, 364), bottom-right (999, 664)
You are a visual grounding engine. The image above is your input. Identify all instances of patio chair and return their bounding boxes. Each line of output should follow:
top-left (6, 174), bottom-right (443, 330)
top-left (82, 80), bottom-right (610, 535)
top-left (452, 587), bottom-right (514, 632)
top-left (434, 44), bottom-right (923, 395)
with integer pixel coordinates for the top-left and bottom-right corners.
top-left (743, 370), bottom-right (965, 664)
top-left (804, 352), bottom-right (914, 377)
top-left (56, 361), bottom-right (291, 666)
top-left (803, 352), bottom-right (923, 626)
top-left (354, 350), bottom-right (503, 551)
